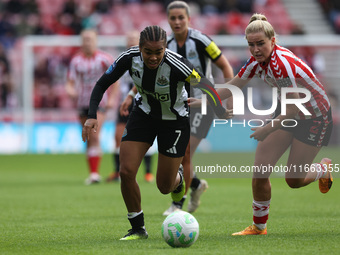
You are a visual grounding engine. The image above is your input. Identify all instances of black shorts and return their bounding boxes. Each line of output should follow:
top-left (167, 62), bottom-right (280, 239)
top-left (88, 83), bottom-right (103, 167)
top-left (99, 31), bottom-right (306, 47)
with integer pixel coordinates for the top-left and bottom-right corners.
top-left (122, 107), bottom-right (190, 157)
top-left (274, 108), bottom-right (333, 147)
top-left (117, 103), bottom-right (133, 124)
top-left (79, 107), bottom-right (106, 118)
top-left (189, 106), bottom-right (214, 139)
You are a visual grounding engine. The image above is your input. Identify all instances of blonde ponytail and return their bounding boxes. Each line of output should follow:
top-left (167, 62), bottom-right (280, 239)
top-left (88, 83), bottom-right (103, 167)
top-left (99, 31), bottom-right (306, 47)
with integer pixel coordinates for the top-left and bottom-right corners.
top-left (246, 13), bottom-right (276, 41)
top-left (248, 13), bottom-right (268, 24)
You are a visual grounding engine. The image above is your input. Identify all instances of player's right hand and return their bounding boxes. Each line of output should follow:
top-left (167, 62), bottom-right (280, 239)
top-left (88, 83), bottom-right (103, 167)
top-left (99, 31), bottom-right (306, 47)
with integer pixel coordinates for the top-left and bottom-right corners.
top-left (82, 119), bottom-right (98, 142)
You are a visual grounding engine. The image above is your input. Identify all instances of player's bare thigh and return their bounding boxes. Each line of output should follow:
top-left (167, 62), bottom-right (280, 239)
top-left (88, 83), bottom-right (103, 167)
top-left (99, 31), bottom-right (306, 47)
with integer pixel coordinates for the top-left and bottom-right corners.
top-left (253, 129), bottom-right (293, 178)
top-left (285, 138), bottom-right (321, 187)
top-left (119, 140), bottom-right (150, 179)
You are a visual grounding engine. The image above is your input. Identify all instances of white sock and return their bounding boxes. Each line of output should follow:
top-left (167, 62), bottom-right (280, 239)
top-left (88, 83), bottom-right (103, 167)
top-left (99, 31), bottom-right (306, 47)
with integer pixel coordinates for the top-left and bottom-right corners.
top-left (312, 163), bottom-right (327, 181)
top-left (127, 210), bottom-right (143, 219)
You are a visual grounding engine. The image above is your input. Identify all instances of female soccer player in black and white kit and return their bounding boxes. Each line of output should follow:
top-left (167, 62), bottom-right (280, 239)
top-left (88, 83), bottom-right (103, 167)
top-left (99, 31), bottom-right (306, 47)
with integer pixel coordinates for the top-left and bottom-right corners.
top-left (163, 0), bottom-right (235, 216)
top-left (82, 25), bottom-right (232, 240)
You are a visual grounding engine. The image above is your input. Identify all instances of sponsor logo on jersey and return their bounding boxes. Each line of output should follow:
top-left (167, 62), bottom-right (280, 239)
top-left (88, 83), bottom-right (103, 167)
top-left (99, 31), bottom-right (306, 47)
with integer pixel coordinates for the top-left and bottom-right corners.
top-left (156, 75), bottom-right (169, 86)
top-left (137, 85), bottom-right (169, 102)
top-left (265, 76), bottom-right (276, 85)
top-left (276, 77), bottom-right (292, 88)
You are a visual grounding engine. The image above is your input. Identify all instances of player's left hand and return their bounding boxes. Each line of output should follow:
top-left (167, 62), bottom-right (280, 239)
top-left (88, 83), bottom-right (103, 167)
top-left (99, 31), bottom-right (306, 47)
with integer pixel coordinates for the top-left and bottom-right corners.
top-left (82, 119), bottom-right (98, 142)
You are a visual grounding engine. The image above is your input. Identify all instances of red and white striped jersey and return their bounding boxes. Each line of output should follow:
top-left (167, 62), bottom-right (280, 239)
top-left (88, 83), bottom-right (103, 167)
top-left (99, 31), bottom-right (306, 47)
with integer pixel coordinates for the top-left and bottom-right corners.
top-left (68, 50), bottom-right (113, 108)
top-left (238, 44), bottom-right (330, 119)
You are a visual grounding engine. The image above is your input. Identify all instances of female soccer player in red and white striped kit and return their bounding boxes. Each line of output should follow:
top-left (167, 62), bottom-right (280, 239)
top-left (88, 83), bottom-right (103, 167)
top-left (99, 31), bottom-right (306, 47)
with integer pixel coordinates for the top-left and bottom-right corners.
top-left (209, 13), bottom-right (333, 235)
top-left (66, 29), bottom-right (115, 184)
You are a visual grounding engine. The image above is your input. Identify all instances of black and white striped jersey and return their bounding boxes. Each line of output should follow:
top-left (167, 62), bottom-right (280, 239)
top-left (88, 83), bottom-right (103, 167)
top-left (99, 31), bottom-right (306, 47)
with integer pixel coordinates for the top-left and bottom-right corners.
top-left (88, 46), bottom-right (225, 121)
top-left (167, 28), bottom-right (222, 82)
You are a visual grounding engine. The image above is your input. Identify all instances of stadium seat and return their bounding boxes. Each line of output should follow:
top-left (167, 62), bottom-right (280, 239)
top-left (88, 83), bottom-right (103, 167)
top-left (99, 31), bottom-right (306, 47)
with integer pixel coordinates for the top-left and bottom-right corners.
top-left (98, 15), bottom-right (123, 35)
top-left (142, 2), bottom-right (164, 16)
top-left (36, 0), bottom-right (65, 15)
top-left (224, 12), bottom-right (244, 35)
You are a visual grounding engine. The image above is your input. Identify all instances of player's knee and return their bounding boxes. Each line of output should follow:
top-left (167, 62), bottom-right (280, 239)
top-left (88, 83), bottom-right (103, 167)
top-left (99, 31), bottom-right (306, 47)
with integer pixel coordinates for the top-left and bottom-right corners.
top-left (157, 181), bottom-right (172, 194)
top-left (285, 178), bottom-right (303, 189)
top-left (119, 165), bottom-right (136, 181)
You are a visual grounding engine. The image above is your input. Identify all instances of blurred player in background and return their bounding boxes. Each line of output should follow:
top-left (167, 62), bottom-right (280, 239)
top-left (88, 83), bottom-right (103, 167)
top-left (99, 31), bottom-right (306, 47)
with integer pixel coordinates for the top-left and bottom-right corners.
top-left (208, 13), bottom-right (333, 235)
top-left (106, 30), bottom-right (155, 183)
top-left (82, 25), bottom-right (231, 240)
top-left (66, 29), bottom-right (115, 185)
top-left (163, 0), bottom-right (234, 216)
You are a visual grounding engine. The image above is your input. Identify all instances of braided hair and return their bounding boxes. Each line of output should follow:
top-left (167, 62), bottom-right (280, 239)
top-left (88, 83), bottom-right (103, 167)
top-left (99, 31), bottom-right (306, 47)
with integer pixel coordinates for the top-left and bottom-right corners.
top-left (139, 25), bottom-right (167, 48)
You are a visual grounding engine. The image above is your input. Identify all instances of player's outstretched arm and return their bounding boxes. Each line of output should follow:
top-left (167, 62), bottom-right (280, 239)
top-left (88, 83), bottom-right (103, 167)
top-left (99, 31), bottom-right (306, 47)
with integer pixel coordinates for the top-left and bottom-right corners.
top-left (195, 80), bottom-right (232, 119)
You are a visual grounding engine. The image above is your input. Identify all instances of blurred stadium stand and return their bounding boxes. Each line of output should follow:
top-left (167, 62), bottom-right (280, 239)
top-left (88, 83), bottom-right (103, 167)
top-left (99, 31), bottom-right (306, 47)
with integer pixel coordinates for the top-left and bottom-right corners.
top-left (0, 0), bottom-right (339, 152)
top-left (0, 0), bottom-right (340, 119)
top-left (319, 0), bottom-right (340, 34)
top-left (1, 0), bottom-right (339, 110)
top-left (0, 0), bottom-right (294, 113)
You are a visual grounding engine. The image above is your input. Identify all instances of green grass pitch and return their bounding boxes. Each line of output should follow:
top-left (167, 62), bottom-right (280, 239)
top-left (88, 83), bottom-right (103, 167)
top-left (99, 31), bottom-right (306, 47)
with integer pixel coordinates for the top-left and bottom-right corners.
top-left (1, 147), bottom-right (340, 255)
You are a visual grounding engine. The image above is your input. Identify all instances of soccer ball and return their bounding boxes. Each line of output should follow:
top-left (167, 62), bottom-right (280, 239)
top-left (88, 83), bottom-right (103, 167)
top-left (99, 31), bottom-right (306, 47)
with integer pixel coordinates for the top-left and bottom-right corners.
top-left (161, 211), bottom-right (199, 248)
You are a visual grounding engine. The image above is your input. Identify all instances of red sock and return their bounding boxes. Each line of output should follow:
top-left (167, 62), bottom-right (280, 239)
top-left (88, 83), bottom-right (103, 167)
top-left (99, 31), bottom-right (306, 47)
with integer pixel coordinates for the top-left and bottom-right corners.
top-left (252, 200), bottom-right (270, 230)
top-left (87, 156), bottom-right (101, 174)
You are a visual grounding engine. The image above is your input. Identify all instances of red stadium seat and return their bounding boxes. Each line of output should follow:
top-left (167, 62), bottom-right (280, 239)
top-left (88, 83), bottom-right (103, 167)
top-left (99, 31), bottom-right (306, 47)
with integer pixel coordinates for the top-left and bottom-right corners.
top-left (36, 0), bottom-right (65, 15)
top-left (224, 12), bottom-right (244, 35)
top-left (98, 15), bottom-right (124, 35)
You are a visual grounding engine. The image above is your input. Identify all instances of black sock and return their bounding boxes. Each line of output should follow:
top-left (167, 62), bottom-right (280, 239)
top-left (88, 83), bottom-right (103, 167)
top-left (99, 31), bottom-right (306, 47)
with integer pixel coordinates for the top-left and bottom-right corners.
top-left (128, 212), bottom-right (144, 230)
top-left (173, 195), bottom-right (186, 209)
top-left (144, 155), bottom-right (151, 174)
top-left (114, 153), bottom-right (120, 173)
top-left (190, 176), bottom-right (200, 190)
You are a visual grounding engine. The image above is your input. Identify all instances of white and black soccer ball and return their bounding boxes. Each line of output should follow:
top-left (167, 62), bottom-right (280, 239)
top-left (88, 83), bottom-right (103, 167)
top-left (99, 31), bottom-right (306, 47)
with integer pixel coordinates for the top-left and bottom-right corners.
top-left (161, 211), bottom-right (199, 248)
